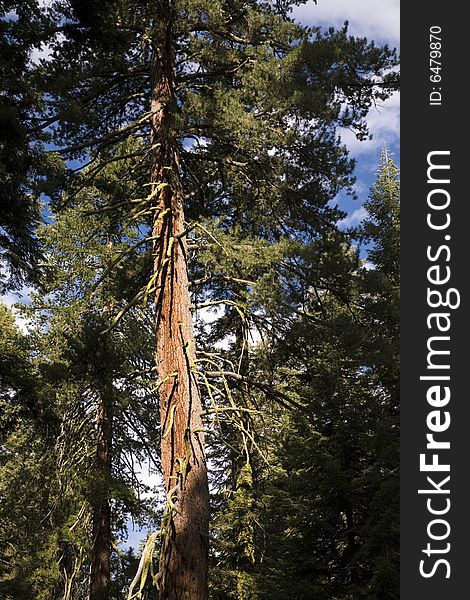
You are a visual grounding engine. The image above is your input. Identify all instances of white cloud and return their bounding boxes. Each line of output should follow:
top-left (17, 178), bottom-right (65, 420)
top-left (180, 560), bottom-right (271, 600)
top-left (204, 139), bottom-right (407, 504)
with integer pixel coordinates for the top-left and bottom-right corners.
top-left (30, 31), bottom-right (66, 65)
top-left (339, 91), bottom-right (400, 158)
top-left (352, 179), bottom-right (368, 197)
top-left (1, 285), bottom-right (35, 333)
top-left (337, 206), bottom-right (367, 228)
top-left (292, 1), bottom-right (400, 169)
top-left (30, 42), bottom-right (53, 65)
top-left (1, 291), bottom-right (17, 310)
top-left (4, 309), bottom-right (32, 334)
top-left (28, 0), bottom-right (63, 64)
top-left (293, 0), bottom-right (399, 47)
top-left (136, 465), bottom-right (163, 500)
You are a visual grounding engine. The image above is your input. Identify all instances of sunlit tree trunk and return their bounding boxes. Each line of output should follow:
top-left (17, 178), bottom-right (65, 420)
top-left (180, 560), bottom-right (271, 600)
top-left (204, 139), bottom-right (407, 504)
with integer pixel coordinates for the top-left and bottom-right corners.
top-left (150, 6), bottom-right (209, 599)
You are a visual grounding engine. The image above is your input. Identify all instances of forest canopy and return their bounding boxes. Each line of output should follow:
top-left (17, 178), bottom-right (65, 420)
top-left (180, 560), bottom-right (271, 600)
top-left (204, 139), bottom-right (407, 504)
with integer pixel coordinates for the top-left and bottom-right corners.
top-left (0, 1), bottom-right (399, 599)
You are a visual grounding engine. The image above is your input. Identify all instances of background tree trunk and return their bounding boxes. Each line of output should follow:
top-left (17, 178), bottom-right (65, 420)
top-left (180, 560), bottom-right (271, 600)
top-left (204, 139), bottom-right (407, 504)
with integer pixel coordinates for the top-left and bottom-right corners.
top-left (150, 10), bottom-right (210, 600)
top-left (89, 390), bottom-right (112, 600)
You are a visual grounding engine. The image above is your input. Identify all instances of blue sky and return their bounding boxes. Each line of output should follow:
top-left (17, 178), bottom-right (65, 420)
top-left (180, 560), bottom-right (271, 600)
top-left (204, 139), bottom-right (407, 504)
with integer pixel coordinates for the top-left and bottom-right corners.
top-left (126, 1), bottom-right (400, 550)
top-left (295, 0), bottom-right (399, 48)
top-left (2, 0), bottom-right (400, 550)
top-left (294, 0), bottom-right (400, 229)
top-left (26, 0), bottom-right (399, 232)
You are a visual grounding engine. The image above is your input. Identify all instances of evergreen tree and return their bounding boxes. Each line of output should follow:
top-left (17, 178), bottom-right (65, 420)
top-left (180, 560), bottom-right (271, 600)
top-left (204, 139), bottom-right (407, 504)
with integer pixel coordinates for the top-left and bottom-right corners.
top-left (360, 147), bottom-right (400, 403)
top-left (0, 2), bottom-right (55, 290)
top-left (0, 144), bottom-right (161, 599)
top-left (28, 170), bottom-right (161, 599)
top-left (0, 303), bottom-right (63, 599)
top-left (3, 2), bottom-right (398, 598)
top-left (234, 152), bottom-right (400, 600)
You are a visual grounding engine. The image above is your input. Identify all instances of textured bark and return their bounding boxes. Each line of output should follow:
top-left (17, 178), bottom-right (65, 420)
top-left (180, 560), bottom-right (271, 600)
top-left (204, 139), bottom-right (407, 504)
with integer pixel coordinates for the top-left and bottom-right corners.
top-left (150, 9), bottom-right (209, 600)
top-left (89, 391), bottom-right (112, 600)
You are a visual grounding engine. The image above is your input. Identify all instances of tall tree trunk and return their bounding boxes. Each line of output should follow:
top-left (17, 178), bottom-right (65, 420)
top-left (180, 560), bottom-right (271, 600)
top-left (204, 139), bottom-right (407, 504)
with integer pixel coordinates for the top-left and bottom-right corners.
top-left (150, 7), bottom-right (209, 599)
top-left (233, 320), bottom-right (256, 576)
top-left (89, 389), bottom-right (112, 600)
top-left (344, 506), bottom-right (359, 593)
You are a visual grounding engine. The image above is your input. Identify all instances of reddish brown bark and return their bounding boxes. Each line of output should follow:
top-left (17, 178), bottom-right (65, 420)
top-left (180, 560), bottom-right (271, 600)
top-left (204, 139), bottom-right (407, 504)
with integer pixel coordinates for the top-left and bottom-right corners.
top-left (150, 10), bottom-right (209, 600)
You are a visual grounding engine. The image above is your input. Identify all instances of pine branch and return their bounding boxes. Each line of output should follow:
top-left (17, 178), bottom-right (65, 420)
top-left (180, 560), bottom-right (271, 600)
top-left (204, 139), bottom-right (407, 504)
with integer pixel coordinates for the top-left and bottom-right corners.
top-left (203, 370), bottom-right (307, 412)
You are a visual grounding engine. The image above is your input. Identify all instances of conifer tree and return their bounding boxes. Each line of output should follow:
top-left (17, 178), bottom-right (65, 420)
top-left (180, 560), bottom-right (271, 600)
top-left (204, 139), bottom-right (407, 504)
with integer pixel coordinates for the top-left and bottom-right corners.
top-left (0, 303), bottom-right (63, 599)
top-left (15, 2), bottom-right (399, 597)
top-left (235, 152), bottom-right (400, 600)
top-left (360, 148), bottom-right (400, 402)
top-left (0, 2), bottom-right (58, 289)
top-left (29, 166), bottom-right (161, 599)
